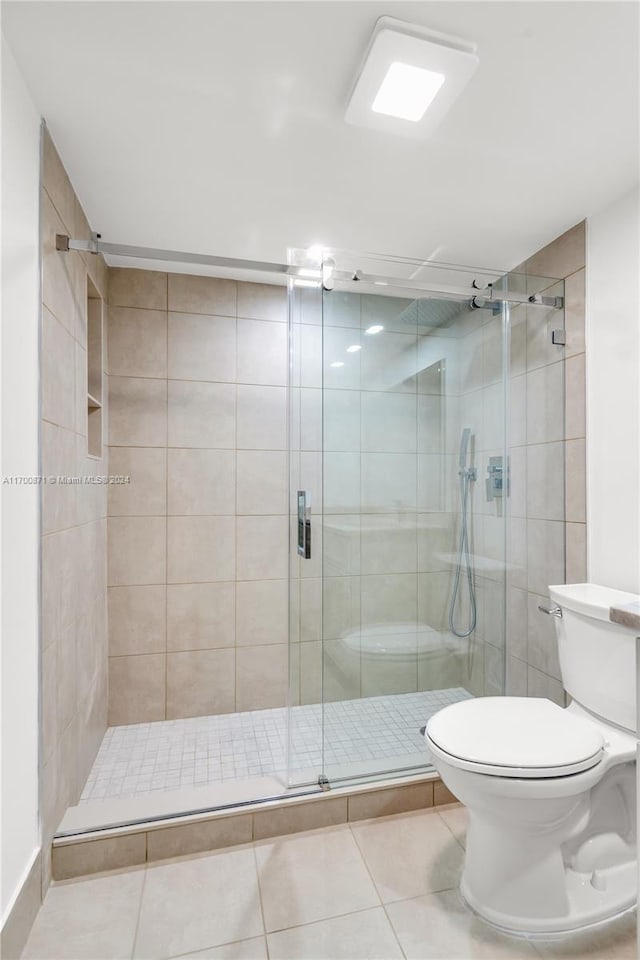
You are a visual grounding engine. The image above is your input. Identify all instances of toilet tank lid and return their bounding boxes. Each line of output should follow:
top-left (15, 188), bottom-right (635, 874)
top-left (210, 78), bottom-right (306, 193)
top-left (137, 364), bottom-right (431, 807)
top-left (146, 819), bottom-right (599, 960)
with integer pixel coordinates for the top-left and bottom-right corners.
top-left (549, 583), bottom-right (640, 621)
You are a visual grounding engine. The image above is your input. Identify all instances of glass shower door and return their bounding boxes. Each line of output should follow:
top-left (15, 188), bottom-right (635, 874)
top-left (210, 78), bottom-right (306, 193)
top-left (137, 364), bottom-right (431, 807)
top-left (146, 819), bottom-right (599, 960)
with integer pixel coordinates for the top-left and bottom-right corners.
top-left (319, 273), bottom-right (509, 784)
top-left (287, 262), bottom-right (325, 787)
top-left (287, 250), bottom-right (566, 791)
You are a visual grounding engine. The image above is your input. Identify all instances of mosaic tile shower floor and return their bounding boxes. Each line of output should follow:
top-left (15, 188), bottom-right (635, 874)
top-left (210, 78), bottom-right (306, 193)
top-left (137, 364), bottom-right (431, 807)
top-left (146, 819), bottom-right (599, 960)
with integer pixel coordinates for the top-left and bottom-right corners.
top-left (80, 687), bottom-right (472, 802)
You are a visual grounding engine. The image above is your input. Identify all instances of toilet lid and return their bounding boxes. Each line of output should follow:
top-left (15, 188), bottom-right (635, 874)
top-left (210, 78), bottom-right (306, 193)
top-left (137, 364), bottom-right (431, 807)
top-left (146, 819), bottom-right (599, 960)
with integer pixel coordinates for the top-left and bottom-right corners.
top-left (425, 697), bottom-right (605, 778)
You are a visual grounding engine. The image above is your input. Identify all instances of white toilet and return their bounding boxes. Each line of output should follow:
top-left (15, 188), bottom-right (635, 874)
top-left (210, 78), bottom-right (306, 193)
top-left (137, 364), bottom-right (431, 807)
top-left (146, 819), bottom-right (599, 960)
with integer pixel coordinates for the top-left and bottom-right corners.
top-left (425, 582), bottom-right (639, 936)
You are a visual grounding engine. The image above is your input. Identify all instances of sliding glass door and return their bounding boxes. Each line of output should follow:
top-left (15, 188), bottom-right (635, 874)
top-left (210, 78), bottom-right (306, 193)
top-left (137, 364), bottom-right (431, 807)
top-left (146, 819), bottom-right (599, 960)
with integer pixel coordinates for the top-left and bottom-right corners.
top-left (288, 249), bottom-right (562, 790)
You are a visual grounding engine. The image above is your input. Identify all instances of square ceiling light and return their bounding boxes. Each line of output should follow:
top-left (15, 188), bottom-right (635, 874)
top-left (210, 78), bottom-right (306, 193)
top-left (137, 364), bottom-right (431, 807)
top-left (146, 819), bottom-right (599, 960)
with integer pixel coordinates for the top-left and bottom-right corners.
top-left (345, 17), bottom-right (478, 139)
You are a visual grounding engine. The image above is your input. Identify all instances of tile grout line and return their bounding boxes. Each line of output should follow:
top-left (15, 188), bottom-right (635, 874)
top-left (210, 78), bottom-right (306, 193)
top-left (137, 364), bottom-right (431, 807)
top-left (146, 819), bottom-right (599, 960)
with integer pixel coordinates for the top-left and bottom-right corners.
top-left (346, 816), bottom-right (385, 905)
top-left (264, 900), bottom-right (407, 943)
top-left (129, 857), bottom-right (149, 960)
top-left (380, 900), bottom-right (408, 959)
top-left (434, 805), bottom-right (466, 852)
top-left (251, 837), bottom-right (270, 956)
top-left (345, 818), bottom-right (407, 959)
top-left (165, 273), bottom-right (169, 722)
top-left (234, 281), bottom-right (239, 714)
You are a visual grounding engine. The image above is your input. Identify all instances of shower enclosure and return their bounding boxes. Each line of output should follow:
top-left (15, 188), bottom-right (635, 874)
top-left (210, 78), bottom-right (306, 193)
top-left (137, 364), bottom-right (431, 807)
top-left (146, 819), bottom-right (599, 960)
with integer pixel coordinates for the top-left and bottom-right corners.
top-left (53, 235), bottom-right (564, 838)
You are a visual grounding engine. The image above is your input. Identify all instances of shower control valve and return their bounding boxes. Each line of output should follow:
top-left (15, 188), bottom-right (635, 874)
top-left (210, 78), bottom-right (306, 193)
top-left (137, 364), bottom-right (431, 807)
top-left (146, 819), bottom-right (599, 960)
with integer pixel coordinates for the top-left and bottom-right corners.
top-left (485, 456), bottom-right (504, 501)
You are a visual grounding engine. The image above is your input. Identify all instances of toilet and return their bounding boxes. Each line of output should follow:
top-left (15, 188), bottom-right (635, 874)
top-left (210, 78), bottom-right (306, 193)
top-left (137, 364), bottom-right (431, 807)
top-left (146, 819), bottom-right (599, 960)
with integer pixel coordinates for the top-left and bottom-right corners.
top-left (424, 582), bottom-right (639, 936)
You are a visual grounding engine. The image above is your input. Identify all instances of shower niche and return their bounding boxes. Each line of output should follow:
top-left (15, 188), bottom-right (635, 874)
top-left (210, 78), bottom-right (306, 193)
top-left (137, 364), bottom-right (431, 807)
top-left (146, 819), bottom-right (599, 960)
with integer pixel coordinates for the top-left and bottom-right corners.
top-left (86, 276), bottom-right (103, 458)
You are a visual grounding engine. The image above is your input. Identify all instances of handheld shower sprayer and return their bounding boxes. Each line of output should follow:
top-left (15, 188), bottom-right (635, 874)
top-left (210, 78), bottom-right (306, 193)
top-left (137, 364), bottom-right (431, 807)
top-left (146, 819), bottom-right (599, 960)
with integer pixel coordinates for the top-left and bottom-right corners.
top-left (458, 427), bottom-right (476, 479)
top-left (459, 427), bottom-right (470, 472)
top-left (448, 428), bottom-right (477, 639)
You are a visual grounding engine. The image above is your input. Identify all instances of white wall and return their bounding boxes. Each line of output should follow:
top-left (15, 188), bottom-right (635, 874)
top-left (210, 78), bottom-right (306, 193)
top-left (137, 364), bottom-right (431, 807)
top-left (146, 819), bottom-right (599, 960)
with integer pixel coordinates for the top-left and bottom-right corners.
top-left (0, 36), bottom-right (41, 922)
top-left (586, 186), bottom-right (640, 593)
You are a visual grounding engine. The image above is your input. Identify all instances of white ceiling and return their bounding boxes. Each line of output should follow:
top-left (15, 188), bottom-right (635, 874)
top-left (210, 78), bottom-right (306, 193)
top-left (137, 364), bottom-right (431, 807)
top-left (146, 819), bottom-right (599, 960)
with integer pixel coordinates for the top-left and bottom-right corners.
top-left (3, 1), bottom-right (639, 272)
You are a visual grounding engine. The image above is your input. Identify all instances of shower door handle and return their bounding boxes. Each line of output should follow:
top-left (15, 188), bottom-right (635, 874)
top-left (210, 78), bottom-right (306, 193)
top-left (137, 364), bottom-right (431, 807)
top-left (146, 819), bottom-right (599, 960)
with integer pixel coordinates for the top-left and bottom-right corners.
top-left (297, 490), bottom-right (311, 559)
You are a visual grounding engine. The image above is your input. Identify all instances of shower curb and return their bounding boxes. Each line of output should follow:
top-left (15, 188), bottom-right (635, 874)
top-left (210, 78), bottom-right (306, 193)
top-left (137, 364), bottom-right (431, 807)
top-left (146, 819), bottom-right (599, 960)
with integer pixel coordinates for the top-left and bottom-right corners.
top-left (51, 775), bottom-right (458, 880)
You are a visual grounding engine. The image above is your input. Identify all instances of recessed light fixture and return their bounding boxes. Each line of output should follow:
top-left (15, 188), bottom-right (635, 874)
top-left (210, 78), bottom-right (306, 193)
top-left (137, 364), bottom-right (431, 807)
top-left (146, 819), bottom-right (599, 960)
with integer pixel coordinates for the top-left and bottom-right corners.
top-left (372, 62), bottom-right (444, 121)
top-left (330, 361), bottom-right (345, 368)
top-left (365, 325), bottom-right (384, 335)
top-left (345, 17), bottom-right (478, 138)
top-left (346, 344), bottom-right (362, 353)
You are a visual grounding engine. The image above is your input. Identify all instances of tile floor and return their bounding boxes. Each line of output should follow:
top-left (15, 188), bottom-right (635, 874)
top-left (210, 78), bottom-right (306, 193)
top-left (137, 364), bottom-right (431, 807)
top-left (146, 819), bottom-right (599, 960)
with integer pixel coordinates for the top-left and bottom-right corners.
top-left (81, 689), bottom-right (472, 802)
top-left (23, 804), bottom-right (636, 960)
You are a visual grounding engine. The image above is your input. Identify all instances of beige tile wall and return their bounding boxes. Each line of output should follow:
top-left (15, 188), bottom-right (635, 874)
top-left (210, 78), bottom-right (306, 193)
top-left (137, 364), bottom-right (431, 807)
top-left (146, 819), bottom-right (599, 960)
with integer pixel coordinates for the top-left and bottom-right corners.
top-left (106, 270), bottom-right (289, 723)
top-left (40, 130), bottom-right (109, 892)
top-left (506, 222), bottom-right (586, 703)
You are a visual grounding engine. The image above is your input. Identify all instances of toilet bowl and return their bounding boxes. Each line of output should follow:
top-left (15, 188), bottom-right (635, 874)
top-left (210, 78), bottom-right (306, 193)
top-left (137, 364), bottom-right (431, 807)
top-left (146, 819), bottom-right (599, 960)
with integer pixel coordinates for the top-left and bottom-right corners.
top-left (424, 582), bottom-right (639, 936)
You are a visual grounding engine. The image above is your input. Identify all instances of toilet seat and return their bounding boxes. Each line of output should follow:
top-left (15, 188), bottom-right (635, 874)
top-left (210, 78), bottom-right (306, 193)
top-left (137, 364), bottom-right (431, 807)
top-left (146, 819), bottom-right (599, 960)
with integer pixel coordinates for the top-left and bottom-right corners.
top-left (425, 697), bottom-right (605, 778)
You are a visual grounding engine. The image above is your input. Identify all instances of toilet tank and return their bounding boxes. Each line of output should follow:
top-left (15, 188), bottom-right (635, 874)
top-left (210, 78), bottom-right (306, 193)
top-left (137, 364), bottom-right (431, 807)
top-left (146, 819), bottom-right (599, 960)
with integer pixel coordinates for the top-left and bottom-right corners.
top-left (549, 583), bottom-right (639, 733)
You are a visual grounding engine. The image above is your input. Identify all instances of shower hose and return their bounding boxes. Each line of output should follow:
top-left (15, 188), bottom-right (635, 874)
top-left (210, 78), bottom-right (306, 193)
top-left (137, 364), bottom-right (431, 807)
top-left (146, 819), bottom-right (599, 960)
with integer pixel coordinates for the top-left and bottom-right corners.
top-left (448, 468), bottom-right (477, 639)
